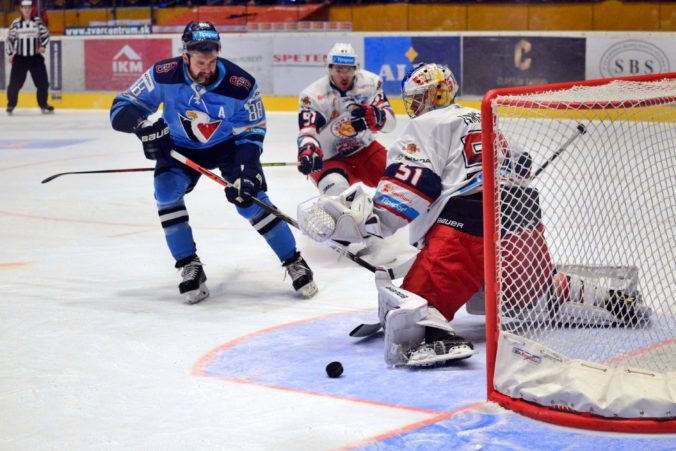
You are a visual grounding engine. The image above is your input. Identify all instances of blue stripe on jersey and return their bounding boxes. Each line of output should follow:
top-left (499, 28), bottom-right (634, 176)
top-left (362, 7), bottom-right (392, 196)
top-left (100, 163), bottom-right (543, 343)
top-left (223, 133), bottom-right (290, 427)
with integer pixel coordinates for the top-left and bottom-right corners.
top-left (373, 193), bottom-right (420, 222)
top-left (383, 163), bottom-right (442, 202)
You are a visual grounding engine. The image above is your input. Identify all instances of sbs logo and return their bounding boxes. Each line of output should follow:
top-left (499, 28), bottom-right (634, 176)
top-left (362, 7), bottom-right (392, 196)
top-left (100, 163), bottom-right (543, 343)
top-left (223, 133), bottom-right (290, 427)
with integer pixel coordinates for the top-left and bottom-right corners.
top-left (599, 40), bottom-right (670, 77)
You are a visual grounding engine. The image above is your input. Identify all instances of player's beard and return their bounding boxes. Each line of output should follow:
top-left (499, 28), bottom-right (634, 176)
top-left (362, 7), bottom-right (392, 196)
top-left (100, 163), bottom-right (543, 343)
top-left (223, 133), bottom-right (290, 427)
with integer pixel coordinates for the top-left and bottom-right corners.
top-left (194, 69), bottom-right (216, 86)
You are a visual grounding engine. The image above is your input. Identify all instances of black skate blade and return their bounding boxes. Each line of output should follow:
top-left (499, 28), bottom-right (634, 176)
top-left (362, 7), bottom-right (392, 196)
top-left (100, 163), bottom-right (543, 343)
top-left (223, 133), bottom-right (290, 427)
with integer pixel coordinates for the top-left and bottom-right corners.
top-left (349, 322), bottom-right (382, 337)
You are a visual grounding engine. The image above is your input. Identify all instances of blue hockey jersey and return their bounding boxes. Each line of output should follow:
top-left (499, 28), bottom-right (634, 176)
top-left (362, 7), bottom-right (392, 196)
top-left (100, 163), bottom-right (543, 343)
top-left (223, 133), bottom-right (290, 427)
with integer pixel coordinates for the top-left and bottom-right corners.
top-left (110, 56), bottom-right (265, 152)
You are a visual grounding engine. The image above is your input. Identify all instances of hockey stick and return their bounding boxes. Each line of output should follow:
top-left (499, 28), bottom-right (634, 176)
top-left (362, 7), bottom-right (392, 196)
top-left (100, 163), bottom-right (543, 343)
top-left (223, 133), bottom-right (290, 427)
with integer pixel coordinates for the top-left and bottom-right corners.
top-left (41, 161), bottom-right (296, 184)
top-left (168, 150), bottom-right (399, 276)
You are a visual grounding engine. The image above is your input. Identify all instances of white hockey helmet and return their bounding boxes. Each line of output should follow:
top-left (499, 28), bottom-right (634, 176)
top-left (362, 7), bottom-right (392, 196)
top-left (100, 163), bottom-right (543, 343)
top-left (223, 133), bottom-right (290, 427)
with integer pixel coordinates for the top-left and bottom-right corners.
top-left (401, 63), bottom-right (459, 118)
top-left (326, 43), bottom-right (358, 68)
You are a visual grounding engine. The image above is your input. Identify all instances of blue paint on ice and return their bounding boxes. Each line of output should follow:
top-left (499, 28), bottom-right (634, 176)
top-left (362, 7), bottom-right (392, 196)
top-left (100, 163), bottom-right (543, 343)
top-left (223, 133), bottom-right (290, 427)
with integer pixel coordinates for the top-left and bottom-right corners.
top-left (203, 310), bottom-right (487, 413)
top-left (202, 310), bottom-right (676, 449)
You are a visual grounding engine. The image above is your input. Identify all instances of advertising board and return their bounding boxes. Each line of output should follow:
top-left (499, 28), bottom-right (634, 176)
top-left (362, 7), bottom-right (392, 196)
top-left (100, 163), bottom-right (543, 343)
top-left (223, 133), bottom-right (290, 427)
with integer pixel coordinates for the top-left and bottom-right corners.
top-left (586, 37), bottom-right (675, 80)
top-left (84, 39), bottom-right (172, 91)
top-left (364, 36), bottom-right (461, 96)
top-left (462, 36), bottom-right (586, 96)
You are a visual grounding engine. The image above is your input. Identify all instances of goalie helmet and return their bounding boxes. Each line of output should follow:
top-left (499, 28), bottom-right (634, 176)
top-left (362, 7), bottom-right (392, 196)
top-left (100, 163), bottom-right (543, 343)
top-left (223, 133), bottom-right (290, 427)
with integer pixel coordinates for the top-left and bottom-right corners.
top-left (401, 63), bottom-right (458, 118)
top-left (326, 43), bottom-right (358, 68)
top-left (182, 21), bottom-right (221, 54)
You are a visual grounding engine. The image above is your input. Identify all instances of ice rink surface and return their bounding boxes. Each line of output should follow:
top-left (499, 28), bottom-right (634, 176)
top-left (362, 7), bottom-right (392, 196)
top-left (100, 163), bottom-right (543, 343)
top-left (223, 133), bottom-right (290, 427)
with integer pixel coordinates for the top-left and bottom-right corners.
top-left (1, 110), bottom-right (674, 450)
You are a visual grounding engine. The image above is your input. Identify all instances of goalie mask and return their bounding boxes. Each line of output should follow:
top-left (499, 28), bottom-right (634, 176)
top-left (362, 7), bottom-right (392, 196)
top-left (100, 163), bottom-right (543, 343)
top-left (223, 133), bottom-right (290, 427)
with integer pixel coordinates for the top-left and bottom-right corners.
top-left (182, 21), bottom-right (221, 54)
top-left (401, 63), bottom-right (458, 118)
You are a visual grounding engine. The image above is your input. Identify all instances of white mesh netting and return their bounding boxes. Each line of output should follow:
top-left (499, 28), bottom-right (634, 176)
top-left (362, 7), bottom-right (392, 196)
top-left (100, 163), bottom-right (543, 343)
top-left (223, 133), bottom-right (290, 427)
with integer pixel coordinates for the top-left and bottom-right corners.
top-left (488, 76), bottom-right (675, 419)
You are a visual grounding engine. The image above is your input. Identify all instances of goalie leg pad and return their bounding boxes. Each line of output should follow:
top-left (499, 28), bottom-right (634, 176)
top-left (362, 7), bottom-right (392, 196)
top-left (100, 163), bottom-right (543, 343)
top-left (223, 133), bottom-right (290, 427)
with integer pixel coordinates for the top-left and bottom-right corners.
top-left (552, 266), bottom-right (651, 327)
top-left (377, 268), bottom-right (476, 366)
top-left (376, 268), bottom-right (427, 364)
top-left (383, 296), bottom-right (427, 365)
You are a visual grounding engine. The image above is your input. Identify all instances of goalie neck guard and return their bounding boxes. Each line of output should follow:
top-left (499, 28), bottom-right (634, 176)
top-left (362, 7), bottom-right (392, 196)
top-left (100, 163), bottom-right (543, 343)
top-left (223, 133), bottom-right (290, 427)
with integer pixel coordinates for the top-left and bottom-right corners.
top-left (182, 21), bottom-right (221, 54)
top-left (401, 63), bottom-right (458, 118)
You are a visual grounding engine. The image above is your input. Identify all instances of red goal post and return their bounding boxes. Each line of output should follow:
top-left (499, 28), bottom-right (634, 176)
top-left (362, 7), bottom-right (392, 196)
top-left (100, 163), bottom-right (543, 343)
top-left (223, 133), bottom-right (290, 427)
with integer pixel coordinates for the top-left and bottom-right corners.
top-left (481, 72), bottom-right (676, 433)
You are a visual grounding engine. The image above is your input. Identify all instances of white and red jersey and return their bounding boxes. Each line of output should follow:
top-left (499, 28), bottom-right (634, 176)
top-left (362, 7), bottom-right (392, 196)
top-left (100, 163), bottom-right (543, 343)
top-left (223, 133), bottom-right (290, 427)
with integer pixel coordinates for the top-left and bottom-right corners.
top-left (297, 70), bottom-right (395, 159)
top-left (372, 103), bottom-right (483, 247)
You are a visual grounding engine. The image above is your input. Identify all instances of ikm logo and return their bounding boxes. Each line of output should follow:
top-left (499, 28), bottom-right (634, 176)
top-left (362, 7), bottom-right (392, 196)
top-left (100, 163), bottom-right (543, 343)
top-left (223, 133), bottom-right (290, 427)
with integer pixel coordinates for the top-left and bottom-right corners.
top-left (113, 45), bottom-right (143, 75)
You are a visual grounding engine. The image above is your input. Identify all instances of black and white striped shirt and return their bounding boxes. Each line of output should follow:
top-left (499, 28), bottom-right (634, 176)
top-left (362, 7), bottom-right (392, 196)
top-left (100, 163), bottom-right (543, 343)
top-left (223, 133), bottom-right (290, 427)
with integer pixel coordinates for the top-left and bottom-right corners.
top-left (6, 17), bottom-right (49, 57)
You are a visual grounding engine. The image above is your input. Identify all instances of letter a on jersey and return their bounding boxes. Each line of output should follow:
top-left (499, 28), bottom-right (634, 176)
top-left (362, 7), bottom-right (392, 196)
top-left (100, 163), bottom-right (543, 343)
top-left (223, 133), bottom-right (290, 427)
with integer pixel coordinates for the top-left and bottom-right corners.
top-left (179, 110), bottom-right (222, 144)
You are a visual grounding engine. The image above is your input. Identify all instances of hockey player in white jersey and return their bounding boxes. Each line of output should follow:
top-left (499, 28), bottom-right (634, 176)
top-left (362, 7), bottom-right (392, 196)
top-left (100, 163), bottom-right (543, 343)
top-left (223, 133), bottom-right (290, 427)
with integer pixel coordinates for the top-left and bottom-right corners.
top-left (299, 63), bottom-right (480, 367)
top-left (296, 43), bottom-right (396, 196)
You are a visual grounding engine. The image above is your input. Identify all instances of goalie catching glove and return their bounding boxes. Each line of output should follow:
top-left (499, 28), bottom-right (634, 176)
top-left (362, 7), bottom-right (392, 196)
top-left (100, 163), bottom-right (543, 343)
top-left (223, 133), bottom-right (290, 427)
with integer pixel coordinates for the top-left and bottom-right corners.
top-left (297, 185), bottom-right (382, 245)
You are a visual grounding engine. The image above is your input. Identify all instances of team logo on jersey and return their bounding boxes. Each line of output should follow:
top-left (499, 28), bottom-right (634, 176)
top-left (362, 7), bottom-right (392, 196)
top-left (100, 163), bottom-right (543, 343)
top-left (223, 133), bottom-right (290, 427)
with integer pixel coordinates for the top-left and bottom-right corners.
top-left (301, 96), bottom-right (311, 106)
top-left (405, 143), bottom-right (418, 154)
top-left (331, 116), bottom-right (358, 138)
top-left (178, 110), bottom-right (222, 144)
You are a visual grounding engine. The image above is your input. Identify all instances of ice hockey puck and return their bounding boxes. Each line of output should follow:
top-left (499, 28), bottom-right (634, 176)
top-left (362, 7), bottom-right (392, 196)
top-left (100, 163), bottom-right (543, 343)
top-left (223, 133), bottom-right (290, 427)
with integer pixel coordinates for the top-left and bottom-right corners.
top-left (326, 361), bottom-right (343, 378)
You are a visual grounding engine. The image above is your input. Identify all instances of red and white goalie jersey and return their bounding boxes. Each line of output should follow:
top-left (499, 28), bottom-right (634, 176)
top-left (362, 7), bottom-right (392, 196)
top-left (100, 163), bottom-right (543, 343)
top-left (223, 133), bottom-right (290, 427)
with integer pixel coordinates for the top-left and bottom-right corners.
top-left (373, 103), bottom-right (482, 247)
top-left (298, 70), bottom-right (396, 159)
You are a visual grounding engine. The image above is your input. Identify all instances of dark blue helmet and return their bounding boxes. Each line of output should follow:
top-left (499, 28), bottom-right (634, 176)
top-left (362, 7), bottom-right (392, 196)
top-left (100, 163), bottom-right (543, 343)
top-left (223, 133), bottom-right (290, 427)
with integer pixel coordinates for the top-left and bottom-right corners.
top-left (182, 21), bottom-right (220, 54)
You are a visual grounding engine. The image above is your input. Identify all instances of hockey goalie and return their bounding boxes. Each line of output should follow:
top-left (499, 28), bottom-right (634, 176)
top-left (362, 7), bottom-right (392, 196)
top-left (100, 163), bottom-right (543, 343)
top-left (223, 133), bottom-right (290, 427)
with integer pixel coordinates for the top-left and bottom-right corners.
top-left (300, 63), bottom-right (482, 367)
top-left (298, 63), bottom-right (651, 368)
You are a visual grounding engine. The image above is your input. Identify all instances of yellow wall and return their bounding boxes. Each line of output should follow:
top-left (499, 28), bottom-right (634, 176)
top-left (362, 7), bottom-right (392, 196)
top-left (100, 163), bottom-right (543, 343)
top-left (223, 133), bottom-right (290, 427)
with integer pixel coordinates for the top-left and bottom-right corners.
top-left (329, 1), bottom-right (673, 32)
top-left (2, 1), bottom-right (673, 34)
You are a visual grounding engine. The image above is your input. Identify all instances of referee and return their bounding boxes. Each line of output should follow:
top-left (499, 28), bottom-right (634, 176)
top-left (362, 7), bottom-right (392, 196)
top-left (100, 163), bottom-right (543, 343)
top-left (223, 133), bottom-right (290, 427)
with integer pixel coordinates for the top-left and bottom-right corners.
top-left (5, 0), bottom-right (54, 115)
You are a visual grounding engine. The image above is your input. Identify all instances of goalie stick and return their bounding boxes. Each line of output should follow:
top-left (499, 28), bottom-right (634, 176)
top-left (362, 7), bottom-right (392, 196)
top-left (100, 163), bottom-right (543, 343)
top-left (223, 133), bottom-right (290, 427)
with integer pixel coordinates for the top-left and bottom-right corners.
top-left (533, 123), bottom-right (587, 178)
top-left (41, 161), bottom-right (296, 184)
top-left (351, 123), bottom-right (589, 339)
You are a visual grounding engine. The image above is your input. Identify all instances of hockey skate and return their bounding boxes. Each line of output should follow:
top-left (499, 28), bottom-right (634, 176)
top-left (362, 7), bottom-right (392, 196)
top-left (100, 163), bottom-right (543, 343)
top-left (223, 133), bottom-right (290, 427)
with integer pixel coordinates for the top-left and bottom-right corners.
top-left (404, 334), bottom-right (476, 367)
top-left (176, 255), bottom-right (209, 304)
top-left (283, 251), bottom-right (318, 298)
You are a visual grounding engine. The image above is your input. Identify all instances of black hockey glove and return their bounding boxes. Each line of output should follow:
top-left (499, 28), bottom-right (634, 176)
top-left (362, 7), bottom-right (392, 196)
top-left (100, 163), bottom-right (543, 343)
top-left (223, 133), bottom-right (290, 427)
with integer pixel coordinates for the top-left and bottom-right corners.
top-left (225, 166), bottom-right (263, 208)
top-left (297, 138), bottom-right (324, 175)
top-left (134, 118), bottom-right (173, 161)
top-left (350, 104), bottom-right (386, 132)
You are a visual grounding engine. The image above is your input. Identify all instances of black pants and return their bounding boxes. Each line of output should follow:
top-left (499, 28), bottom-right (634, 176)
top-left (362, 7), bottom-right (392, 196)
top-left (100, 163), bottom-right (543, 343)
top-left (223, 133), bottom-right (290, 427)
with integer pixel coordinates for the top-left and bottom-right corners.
top-left (7, 54), bottom-right (50, 109)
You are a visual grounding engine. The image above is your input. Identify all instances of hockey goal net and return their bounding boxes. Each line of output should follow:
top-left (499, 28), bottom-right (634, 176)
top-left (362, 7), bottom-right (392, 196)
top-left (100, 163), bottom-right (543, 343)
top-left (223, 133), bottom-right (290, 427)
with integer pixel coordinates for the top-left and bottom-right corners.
top-left (481, 72), bottom-right (676, 432)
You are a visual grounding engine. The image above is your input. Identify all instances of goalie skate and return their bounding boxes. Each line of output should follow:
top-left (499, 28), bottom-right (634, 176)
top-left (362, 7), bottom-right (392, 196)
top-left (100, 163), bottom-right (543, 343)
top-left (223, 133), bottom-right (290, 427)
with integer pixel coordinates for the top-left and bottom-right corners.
top-left (283, 251), bottom-right (318, 298)
top-left (405, 335), bottom-right (476, 367)
top-left (176, 256), bottom-right (209, 304)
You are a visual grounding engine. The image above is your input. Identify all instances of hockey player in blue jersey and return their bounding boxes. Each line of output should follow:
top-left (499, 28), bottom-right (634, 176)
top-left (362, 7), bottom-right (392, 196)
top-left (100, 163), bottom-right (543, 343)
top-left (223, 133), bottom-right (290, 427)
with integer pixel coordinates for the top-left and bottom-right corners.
top-left (109, 21), bottom-right (317, 303)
